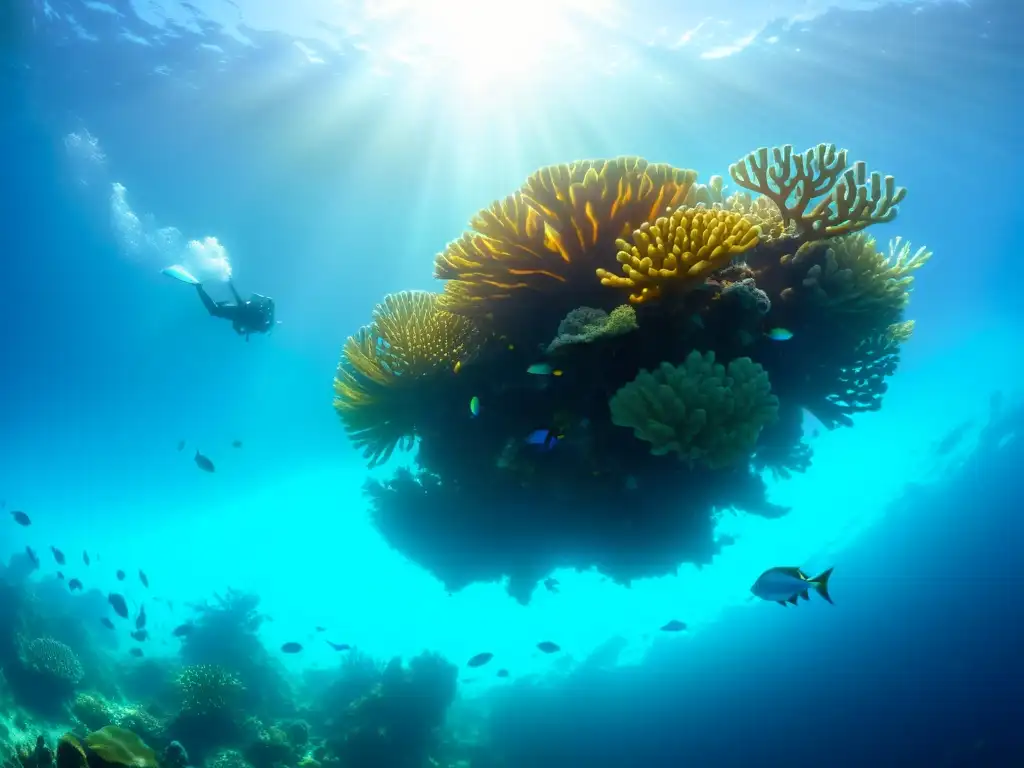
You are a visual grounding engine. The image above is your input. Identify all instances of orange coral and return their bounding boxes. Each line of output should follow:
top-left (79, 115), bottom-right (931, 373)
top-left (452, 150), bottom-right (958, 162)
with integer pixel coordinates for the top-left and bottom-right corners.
top-left (435, 158), bottom-right (700, 314)
top-left (597, 207), bottom-right (760, 304)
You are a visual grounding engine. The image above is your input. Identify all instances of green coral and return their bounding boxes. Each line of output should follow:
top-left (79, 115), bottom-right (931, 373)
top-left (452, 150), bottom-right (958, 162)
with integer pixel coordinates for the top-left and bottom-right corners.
top-left (545, 304), bottom-right (639, 354)
top-left (18, 638), bottom-right (83, 686)
top-left (83, 728), bottom-right (157, 768)
top-left (175, 665), bottom-right (244, 716)
top-left (609, 351), bottom-right (779, 468)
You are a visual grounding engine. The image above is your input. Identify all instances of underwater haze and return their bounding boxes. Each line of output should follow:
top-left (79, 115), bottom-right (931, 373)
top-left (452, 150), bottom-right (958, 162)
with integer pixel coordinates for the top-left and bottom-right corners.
top-left (1, 0), bottom-right (1023, 766)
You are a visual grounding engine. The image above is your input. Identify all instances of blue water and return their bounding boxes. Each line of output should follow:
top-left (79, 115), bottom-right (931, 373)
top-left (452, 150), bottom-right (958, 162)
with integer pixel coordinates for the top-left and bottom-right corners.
top-left (2, 0), bottom-right (1023, 765)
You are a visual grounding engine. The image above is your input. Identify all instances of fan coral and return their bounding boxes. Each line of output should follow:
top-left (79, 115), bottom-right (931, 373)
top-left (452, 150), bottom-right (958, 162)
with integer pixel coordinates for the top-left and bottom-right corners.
top-left (545, 305), bottom-right (638, 354)
top-left (334, 291), bottom-right (481, 467)
top-left (19, 638), bottom-right (83, 686)
top-left (83, 728), bottom-right (157, 768)
top-left (597, 207), bottom-right (760, 304)
top-left (435, 158), bottom-right (700, 315)
top-left (176, 665), bottom-right (244, 716)
top-left (609, 351), bottom-right (779, 468)
top-left (729, 143), bottom-right (905, 241)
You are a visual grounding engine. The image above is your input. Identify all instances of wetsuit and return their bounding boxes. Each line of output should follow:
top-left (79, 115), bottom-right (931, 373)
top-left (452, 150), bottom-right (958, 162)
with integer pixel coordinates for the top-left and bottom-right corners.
top-left (196, 281), bottom-right (274, 341)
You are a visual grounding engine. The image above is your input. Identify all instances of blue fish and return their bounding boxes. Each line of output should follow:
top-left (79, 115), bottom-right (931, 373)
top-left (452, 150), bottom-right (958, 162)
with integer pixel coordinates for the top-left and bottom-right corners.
top-left (525, 429), bottom-right (561, 450)
top-left (751, 566), bottom-right (834, 606)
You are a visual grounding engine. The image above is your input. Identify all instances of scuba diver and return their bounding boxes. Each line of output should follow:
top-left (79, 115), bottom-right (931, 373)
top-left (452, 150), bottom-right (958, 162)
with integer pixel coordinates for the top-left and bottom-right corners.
top-left (162, 265), bottom-right (276, 341)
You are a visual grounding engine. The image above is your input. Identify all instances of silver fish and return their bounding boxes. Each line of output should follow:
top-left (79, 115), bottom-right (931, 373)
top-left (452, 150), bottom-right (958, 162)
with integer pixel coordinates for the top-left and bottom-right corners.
top-left (751, 566), bottom-right (834, 606)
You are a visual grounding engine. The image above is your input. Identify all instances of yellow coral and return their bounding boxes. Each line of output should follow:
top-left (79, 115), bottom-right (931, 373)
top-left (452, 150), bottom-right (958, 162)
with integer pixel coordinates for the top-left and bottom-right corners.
top-left (729, 143), bottom-right (905, 241)
top-left (784, 235), bottom-right (931, 323)
top-left (609, 351), bottom-right (779, 468)
top-left (435, 158), bottom-right (700, 314)
top-left (84, 728), bottom-right (157, 768)
top-left (597, 207), bottom-right (760, 304)
top-left (334, 291), bottom-right (481, 467)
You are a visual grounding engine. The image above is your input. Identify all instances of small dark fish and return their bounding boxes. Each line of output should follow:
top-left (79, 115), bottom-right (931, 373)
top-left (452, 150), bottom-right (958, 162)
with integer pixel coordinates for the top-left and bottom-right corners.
top-left (315, 626), bottom-right (326, 632)
top-left (129, 648), bottom-right (143, 657)
top-left (108, 593), bottom-right (129, 619)
top-left (135, 604), bottom-right (147, 630)
top-left (496, 669), bottom-right (509, 678)
top-left (51, 546), bottom-right (66, 565)
top-left (177, 440), bottom-right (186, 451)
top-left (11, 510), bottom-right (31, 526)
top-left (56, 572), bottom-right (65, 580)
top-left (543, 577), bottom-right (560, 594)
top-left (536, 641), bottom-right (561, 654)
top-left (116, 570), bottom-right (125, 581)
top-left (131, 629), bottom-right (148, 642)
top-left (139, 570), bottom-right (149, 588)
top-left (172, 623), bottom-right (194, 638)
top-left (281, 642), bottom-right (303, 654)
top-left (326, 640), bottom-right (351, 651)
top-left (232, 439), bottom-right (242, 448)
top-left (467, 652), bottom-right (494, 668)
top-left (660, 620), bottom-right (687, 632)
top-left (100, 618), bottom-right (115, 629)
top-left (83, 551), bottom-right (90, 566)
top-left (194, 450), bottom-right (215, 473)
top-left (25, 546), bottom-right (39, 568)
top-left (68, 578), bottom-right (83, 591)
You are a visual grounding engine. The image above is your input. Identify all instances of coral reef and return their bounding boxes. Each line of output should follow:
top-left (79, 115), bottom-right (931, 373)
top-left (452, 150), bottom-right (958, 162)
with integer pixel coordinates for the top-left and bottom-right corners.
top-left (332, 142), bottom-right (931, 601)
top-left (17, 639), bottom-right (83, 688)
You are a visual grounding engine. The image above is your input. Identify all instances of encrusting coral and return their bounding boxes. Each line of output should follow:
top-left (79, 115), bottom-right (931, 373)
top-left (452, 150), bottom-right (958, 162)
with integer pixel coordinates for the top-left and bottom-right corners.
top-left (597, 207), bottom-right (761, 305)
top-left (609, 351), bottom-right (779, 468)
top-left (334, 141), bottom-right (933, 600)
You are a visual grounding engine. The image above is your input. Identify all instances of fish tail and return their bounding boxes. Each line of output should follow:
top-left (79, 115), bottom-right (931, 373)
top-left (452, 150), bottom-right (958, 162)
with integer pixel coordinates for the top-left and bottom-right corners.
top-left (810, 567), bottom-right (834, 604)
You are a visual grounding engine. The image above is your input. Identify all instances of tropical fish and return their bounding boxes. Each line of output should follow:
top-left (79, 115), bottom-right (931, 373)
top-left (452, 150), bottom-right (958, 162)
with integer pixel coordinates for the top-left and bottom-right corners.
top-left (496, 669), bottom-right (509, 678)
top-left (116, 570), bottom-right (125, 581)
top-left (100, 618), bottom-right (115, 630)
top-left (326, 640), bottom-right (351, 652)
top-left (108, 593), bottom-right (129, 618)
top-left (527, 363), bottom-right (562, 376)
top-left (194, 451), bottom-right (215, 473)
top-left (467, 652), bottom-right (493, 668)
top-left (172, 623), bottom-right (194, 637)
top-left (161, 264), bottom-right (199, 285)
top-left (68, 578), bottom-right (83, 591)
top-left (139, 570), bottom-right (149, 588)
top-left (525, 429), bottom-right (561, 450)
top-left (660, 620), bottom-right (687, 632)
top-left (83, 551), bottom-right (90, 566)
top-left (469, 396), bottom-right (481, 418)
top-left (177, 440), bottom-right (186, 451)
top-left (536, 641), bottom-right (560, 654)
top-left (281, 642), bottom-right (303, 653)
top-left (453, 360), bottom-right (462, 374)
top-left (751, 566), bottom-right (834, 606)
top-left (765, 327), bottom-right (794, 341)
top-left (543, 577), bottom-right (560, 594)
top-left (56, 572), bottom-right (65, 581)
top-left (135, 605), bottom-right (147, 630)
top-left (131, 629), bottom-right (148, 642)
top-left (51, 546), bottom-right (66, 565)
top-left (11, 510), bottom-right (30, 526)
top-left (25, 546), bottom-right (39, 568)
top-left (232, 440), bottom-right (243, 448)
top-left (129, 648), bottom-right (144, 657)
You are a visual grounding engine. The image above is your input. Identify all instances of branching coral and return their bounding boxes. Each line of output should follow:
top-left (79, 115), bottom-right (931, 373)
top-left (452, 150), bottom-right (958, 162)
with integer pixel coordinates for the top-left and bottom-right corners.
top-left (783, 235), bottom-right (931, 325)
top-left (609, 351), bottom-right (779, 468)
top-left (18, 638), bottom-right (83, 686)
top-left (334, 291), bottom-right (482, 467)
top-left (597, 207), bottom-right (760, 304)
top-left (72, 693), bottom-right (113, 731)
top-left (729, 143), bottom-right (905, 241)
top-left (435, 158), bottom-right (700, 314)
top-left (545, 305), bottom-right (638, 354)
top-left (176, 665), bottom-right (244, 717)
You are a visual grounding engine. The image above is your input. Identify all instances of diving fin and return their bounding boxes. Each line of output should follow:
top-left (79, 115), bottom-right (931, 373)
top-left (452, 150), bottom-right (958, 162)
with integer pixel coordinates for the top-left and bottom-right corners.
top-left (161, 264), bottom-right (200, 285)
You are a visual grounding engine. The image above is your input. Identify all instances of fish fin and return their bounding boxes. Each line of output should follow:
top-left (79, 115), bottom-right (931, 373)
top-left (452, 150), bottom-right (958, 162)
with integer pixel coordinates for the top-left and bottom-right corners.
top-left (776, 601), bottom-right (787, 607)
top-left (810, 567), bottom-right (835, 604)
top-left (800, 589), bottom-right (810, 601)
top-left (787, 596), bottom-right (799, 605)
top-left (777, 566), bottom-right (805, 579)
